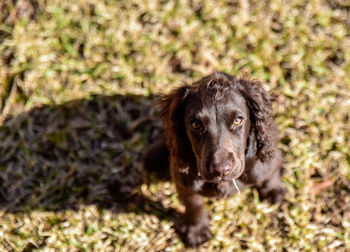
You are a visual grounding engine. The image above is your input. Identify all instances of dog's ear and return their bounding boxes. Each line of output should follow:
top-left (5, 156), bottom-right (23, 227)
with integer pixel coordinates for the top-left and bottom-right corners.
top-left (237, 79), bottom-right (275, 163)
top-left (158, 86), bottom-right (194, 173)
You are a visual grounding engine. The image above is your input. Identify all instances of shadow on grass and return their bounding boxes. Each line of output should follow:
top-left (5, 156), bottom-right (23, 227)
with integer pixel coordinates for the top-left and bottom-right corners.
top-left (0, 94), bottom-right (179, 221)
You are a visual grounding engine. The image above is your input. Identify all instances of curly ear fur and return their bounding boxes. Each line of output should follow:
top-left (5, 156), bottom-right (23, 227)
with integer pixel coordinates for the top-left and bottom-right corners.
top-left (237, 78), bottom-right (275, 163)
top-left (158, 86), bottom-right (194, 173)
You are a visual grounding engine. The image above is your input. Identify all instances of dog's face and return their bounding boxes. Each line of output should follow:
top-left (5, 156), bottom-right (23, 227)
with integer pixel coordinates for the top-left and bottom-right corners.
top-left (159, 72), bottom-right (274, 182)
top-left (183, 89), bottom-right (251, 182)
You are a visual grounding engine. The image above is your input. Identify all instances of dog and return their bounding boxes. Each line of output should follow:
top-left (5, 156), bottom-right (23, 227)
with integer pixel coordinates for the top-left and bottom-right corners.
top-left (143, 71), bottom-right (286, 246)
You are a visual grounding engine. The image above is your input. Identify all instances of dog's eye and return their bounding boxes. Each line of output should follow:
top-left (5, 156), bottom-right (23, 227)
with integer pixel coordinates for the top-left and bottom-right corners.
top-left (190, 120), bottom-right (201, 130)
top-left (191, 120), bottom-right (202, 131)
top-left (233, 117), bottom-right (243, 126)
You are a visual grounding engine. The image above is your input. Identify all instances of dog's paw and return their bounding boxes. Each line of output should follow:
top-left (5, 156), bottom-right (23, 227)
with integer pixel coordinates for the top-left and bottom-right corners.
top-left (259, 186), bottom-right (286, 204)
top-left (179, 222), bottom-right (211, 246)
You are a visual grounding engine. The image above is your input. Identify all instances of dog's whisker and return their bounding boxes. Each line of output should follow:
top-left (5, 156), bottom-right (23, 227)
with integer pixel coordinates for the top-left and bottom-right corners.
top-left (232, 179), bottom-right (240, 196)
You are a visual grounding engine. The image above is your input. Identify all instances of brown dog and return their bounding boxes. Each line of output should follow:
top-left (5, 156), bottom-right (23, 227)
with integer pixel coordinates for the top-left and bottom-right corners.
top-left (144, 72), bottom-right (285, 246)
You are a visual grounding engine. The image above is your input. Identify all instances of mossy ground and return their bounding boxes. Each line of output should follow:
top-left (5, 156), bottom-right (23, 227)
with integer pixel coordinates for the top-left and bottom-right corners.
top-left (0, 0), bottom-right (349, 251)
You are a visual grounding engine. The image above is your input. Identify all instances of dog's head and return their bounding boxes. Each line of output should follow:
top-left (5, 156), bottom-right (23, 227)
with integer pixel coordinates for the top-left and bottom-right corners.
top-left (159, 72), bottom-right (274, 183)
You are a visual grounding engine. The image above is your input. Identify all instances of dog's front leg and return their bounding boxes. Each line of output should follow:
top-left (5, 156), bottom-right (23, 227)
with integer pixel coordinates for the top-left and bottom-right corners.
top-left (178, 191), bottom-right (211, 246)
top-left (257, 166), bottom-right (286, 204)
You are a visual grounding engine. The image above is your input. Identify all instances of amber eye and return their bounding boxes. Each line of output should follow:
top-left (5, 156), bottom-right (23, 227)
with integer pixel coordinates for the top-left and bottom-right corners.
top-left (191, 121), bottom-right (201, 130)
top-left (233, 117), bottom-right (243, 126)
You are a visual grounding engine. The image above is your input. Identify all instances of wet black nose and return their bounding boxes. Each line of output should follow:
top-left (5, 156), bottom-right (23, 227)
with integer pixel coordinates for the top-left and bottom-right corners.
top-left (210, 161), bottom-right (232, 177)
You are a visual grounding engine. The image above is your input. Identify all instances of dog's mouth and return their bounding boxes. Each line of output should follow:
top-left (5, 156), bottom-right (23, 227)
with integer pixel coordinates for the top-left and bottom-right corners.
top-left (197, 169), bottom-right (243, 184)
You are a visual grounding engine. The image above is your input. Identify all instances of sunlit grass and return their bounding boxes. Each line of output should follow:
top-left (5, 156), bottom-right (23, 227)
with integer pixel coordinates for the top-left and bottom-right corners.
top-left (0, 0), bottom-right (349, 250)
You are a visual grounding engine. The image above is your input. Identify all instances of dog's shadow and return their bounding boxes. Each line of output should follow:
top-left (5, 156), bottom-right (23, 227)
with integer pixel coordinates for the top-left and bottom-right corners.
top-left (0, 94), bottom-right (180, 223)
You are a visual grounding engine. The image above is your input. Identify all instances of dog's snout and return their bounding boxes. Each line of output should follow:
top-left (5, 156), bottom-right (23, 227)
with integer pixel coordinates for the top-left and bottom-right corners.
top-left (210, 161), bottom-right (232, 177)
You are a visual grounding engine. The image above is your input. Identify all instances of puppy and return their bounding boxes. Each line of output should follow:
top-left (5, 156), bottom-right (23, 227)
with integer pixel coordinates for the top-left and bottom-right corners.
top-left (144, 72), bottom-right (285, 246)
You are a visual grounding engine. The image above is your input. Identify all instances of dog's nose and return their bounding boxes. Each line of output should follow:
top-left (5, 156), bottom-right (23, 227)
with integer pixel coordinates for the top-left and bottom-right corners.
top-left (211, 161), bottom-right (232, 177)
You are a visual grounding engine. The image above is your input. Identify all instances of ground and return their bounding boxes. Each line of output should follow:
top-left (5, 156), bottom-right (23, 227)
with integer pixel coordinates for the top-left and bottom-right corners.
top-left (0, 0), bottom-right (349, 251)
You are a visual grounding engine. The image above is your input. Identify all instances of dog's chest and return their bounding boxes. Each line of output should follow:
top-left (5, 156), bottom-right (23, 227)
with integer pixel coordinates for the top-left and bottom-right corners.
top-left (191, 178), bottom-right (237, 197)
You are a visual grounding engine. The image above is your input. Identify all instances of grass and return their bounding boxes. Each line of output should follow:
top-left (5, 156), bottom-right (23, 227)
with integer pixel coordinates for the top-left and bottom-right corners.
top-left (0, 0), bottom-right (349, 250)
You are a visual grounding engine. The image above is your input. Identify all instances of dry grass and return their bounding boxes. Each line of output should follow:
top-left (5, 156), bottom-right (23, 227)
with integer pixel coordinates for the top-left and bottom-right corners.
top-left (0, 0), bottom-right (349, 251)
